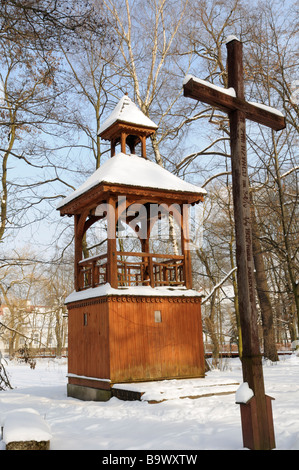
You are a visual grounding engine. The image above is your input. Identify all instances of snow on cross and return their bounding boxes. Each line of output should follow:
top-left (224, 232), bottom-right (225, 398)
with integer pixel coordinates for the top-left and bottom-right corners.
top-left (183, 68), bottom-right (285, 131)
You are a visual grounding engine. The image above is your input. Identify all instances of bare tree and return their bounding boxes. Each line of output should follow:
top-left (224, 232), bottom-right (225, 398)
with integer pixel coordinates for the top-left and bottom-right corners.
top-left (177, 0), bottom-right (297, 359)
top-left (0, 250), bottom-right (41, 357)
top-left (243, 0), bottom-right (299, 334)
top-left (0, 351), bottom-right (12, 390)
top-left (41, 258), bottom-right (73, 357)
top-left (0, 0), bottom-right (112, 252)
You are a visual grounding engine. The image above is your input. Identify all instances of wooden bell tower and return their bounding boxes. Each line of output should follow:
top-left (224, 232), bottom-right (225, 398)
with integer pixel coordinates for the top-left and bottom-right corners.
top-left (58, 95), bottom-right (207, 401)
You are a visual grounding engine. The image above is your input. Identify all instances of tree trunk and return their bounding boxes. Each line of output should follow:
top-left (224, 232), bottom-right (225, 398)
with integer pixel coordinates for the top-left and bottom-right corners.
top-left (229, 231), bottom-right (242, 358)
top-left (204, 294), bottom-right (220, 368)
top-left (250, 194), bottom-right (279, 362)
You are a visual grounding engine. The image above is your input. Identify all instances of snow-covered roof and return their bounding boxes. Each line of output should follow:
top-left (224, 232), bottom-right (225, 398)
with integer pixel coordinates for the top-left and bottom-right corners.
top-left (57, 153), bottom-right (206, 209)
top-left (98, 95), bottom-right (158, 136)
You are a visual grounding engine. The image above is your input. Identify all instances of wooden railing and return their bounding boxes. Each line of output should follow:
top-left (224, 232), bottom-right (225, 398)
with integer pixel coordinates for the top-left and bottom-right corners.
top-left (78, 253), bottom-right (107, 289)
top-left (78, 251), bottom-right (185, 290)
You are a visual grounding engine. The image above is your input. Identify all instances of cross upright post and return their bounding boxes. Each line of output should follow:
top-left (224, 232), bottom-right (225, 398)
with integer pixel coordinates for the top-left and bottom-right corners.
top-left (183, 36), bottom-right (286, 450)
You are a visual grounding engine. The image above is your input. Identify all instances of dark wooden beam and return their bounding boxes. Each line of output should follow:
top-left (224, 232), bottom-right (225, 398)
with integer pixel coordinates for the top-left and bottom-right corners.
top-left (183, 37), bottom-right (281, 450)
top-left (183, 77), bottom-right (286, 132)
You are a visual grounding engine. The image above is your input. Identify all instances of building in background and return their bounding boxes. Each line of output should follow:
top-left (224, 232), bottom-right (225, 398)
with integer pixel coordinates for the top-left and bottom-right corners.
top-left (0, 300), bottom-right (68, 357)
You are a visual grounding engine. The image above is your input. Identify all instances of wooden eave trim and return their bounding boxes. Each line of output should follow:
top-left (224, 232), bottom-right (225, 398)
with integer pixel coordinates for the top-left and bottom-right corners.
top-left (66, 294), bottom-right (203, 309)
top-left (99, 121), bottom-right (157, 141)
top-left (58, 182), bottom-right (205, 216)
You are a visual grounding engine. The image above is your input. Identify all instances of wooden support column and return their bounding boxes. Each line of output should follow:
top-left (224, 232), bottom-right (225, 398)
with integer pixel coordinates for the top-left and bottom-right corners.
top-left (181, 203), bottom-right (192, 289)
top-left (140, 205), bottom-right (151, 283)
top-left (74, 211), bottom-right (89, 291)
top-left (74, 214), bottom-right (82, 291)
top-left (148, 256), bottom-right (154, 288)
top-left (141, 135), bottom-right (147, 159)
top-left (111, 139), bottom-right (116, 157)
top-left (121, 132), bottom-right (127, 154)
top-left (107, 196), bottom-right (118, 288)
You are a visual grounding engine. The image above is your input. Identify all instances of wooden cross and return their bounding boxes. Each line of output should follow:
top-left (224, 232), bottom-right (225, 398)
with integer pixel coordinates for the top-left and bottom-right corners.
top-left (183, 36), bottom-right (286, 450)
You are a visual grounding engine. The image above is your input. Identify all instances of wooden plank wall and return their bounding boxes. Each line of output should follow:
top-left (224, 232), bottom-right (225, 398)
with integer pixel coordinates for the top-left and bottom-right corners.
top-left (67, 295), bottom-right (205, 388)
top-left (109, 296), bottom-right (205, 383)
top-left (67, 300), bottom-right (110, 383)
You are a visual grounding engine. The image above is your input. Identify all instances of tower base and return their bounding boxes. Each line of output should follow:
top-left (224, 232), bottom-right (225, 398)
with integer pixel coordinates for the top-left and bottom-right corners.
top-left (67, 383), bottom-right (112, 402)
top-left (66, 288), bottom-right (205, 400)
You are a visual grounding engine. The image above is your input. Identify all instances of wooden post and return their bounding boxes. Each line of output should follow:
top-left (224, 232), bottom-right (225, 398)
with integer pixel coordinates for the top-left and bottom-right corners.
top-left (121, 132), bottom-right (127, 154)
top-left (141, 135), bottom-right (147, 159)
top-left (74, 212), bottom-right (89, 291)
top-left (111, 139), bottom-right (116, 157)
top-left (181, 203), bottom-right (192, 289)
top-left (148, 256), bottom-right (154, 288)
top-left (227, 40), bottom-right (275, 450)
top-left (74, 214), bottom-right (82, 291)
top-left (141, 205), bottom-right (151, 283)
top-left (183, 36), bottom-right (286, 450)
top-left (107, 196), bottom-right (118, 288)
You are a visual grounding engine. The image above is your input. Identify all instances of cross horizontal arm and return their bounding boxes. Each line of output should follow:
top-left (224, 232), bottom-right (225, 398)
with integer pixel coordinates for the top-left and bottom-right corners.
top-left (183, 76), bottom-right (286, 132)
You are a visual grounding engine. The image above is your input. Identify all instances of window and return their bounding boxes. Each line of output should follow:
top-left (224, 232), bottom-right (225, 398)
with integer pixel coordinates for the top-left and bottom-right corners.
top-left (83, 313), bottom-right (88, 326)
top-left (154, 310), bottom-right (162, 323)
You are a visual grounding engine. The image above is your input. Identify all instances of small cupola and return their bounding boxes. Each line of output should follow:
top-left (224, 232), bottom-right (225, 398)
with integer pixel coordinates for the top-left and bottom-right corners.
top-left (98, 94), bottom-right (158, 158)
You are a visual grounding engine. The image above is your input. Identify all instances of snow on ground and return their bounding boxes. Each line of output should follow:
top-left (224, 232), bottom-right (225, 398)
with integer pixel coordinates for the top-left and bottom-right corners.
top-left (0, 354), bottom-right (298, 451)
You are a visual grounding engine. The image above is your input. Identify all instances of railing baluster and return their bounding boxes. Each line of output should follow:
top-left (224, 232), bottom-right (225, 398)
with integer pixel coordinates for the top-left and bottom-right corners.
top-left (148, 256), bottom-right (154, 288)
